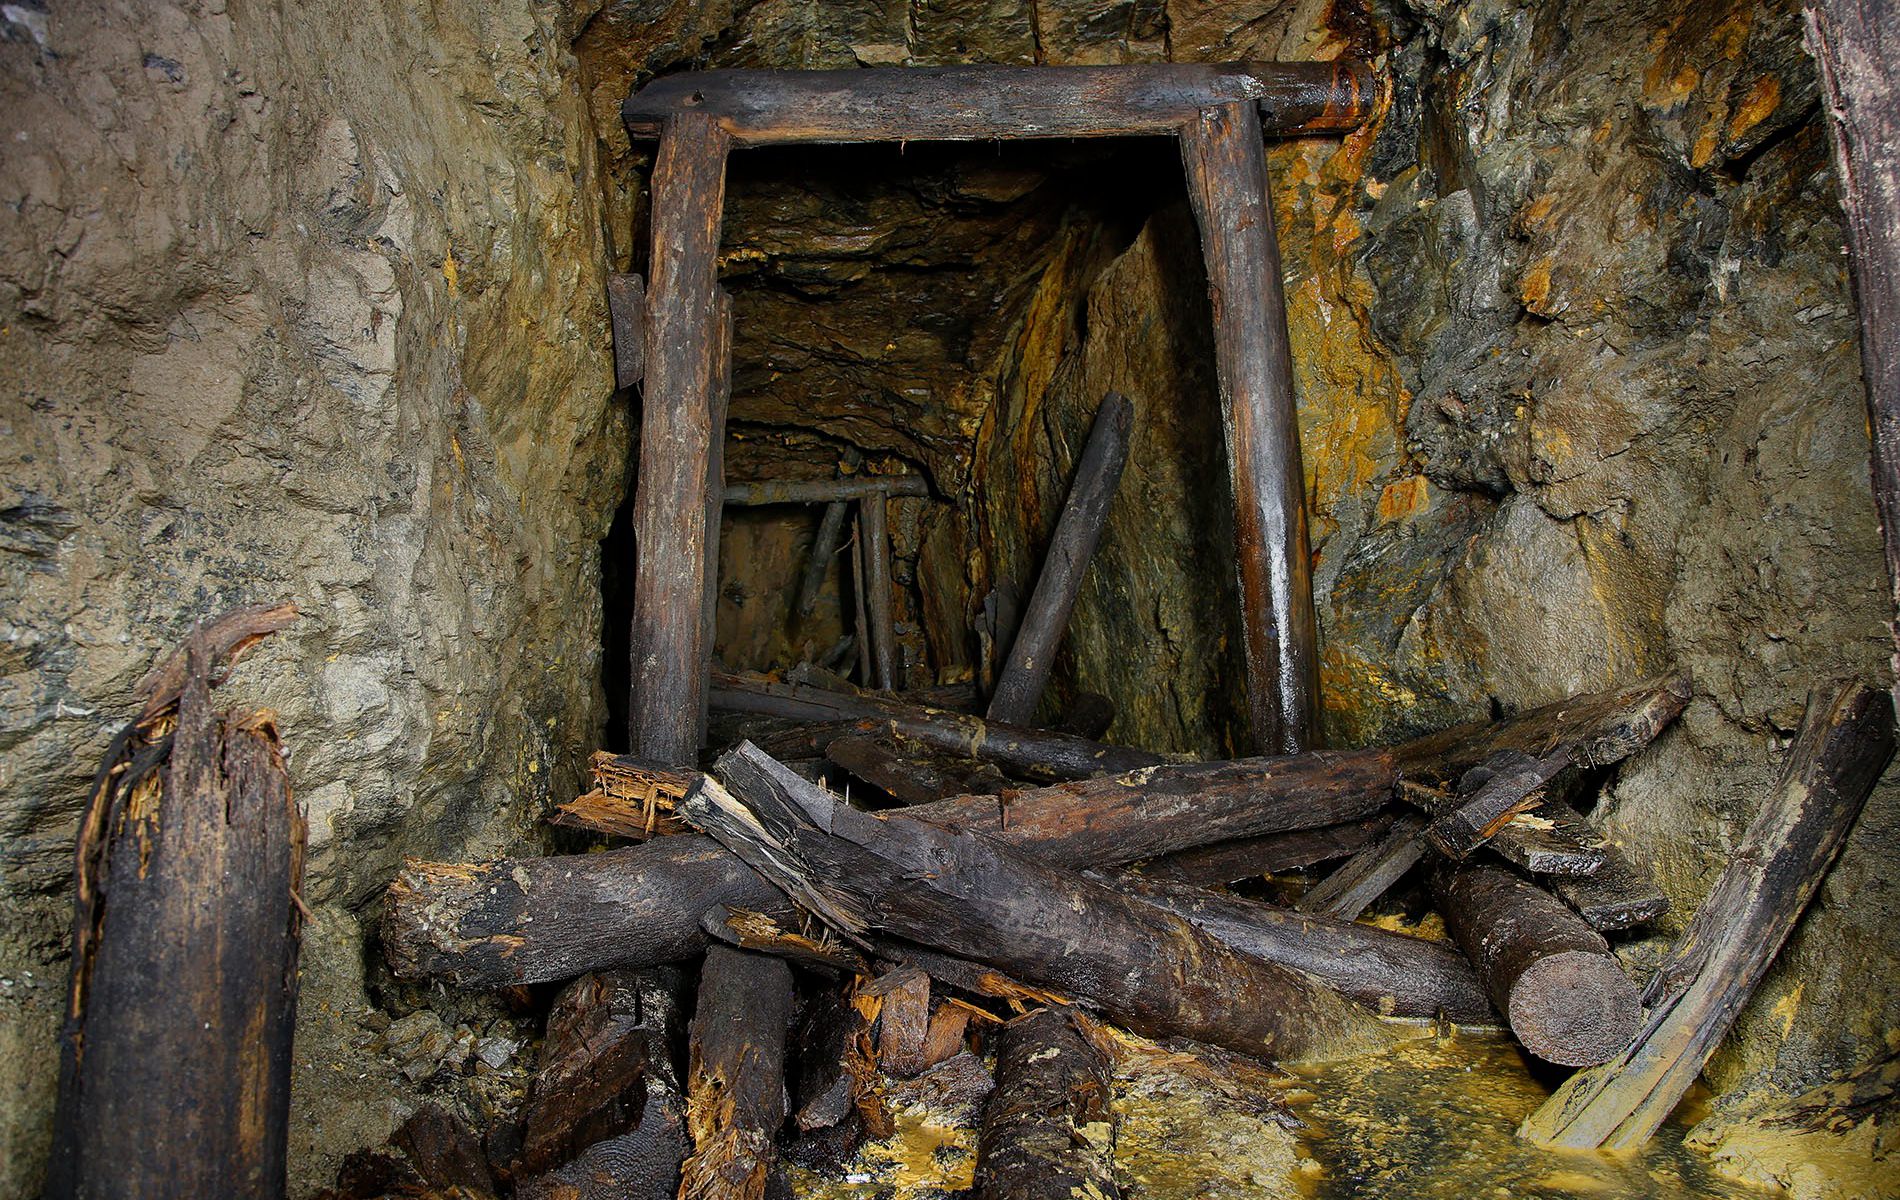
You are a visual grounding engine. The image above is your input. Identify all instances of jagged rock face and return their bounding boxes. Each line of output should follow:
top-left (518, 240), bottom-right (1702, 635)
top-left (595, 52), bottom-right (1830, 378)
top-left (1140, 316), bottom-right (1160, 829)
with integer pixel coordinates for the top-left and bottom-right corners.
top-left (1, 0), bottom-right (1896, 1197)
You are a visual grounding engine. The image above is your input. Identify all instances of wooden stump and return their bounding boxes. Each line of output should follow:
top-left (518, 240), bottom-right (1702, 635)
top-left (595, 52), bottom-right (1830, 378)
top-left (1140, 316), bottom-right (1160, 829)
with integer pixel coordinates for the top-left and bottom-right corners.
top-left (679, 945), bottom-right (795, 1200)
top-left (973, 1009), bottom-right (1121, 1200)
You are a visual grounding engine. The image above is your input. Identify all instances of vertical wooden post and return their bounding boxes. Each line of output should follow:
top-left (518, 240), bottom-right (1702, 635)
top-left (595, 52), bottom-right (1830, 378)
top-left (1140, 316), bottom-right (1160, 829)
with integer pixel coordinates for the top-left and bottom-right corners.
top-left (1806, 2), bottom-right (1900, 705)
top-left (861, 489), bottom-right (898, 689)
top-left (698, 288), bottom-right (734, 747)
top-left (988, 392), bottom-right (1135, 725)
top-left (629, 111), bottom-right (730, 765)
top-left (794, 447), bottom-right (863, 622)
top-left (1180, 103), bottom-right (1320, 754)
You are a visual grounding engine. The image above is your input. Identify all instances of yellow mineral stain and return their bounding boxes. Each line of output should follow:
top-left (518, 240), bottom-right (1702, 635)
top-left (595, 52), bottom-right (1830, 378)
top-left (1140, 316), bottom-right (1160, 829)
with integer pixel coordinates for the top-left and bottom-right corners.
top-left (1691, 126), bottom-right (1722, 170)
top-left (1771, 982), bottom-right (1803, 1036)
top-left (1521, 257), bottom-right (1555, 314)
top-left (442, 249), bottom-right (458, 294)
top-left (1727, 75), bottom-right (1780, 142)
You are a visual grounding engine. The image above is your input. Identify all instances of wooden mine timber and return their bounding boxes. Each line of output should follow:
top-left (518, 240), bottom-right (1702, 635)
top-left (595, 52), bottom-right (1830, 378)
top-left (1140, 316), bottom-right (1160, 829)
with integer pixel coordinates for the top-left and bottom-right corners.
top-left (711, 669), bottom-right (1170, 780)
top-left (689, 744), bottom-right (1392, 1064)
top-left (628, 109), bottom-right (730, 763)
top-left (679, 945), bottom-right (795, 1200)
top-left (384, 675), bottom-right (1692, 988)
top-left (1295, 811), bottom-right (1429, 920)
top-left (606, 272), bottom-right (645, 388)
top-left (622, 61), bottom-right (1374, 144)
top-left (988, 392), bottom-right (1135, 724)
top-left (825, 732), bottom-right (1010, 805)
top-left (1138, 816), bottom-right (1392, 886)
top-left (973, 1009), bottom-right (1121, 1200)
top-left (1425, 748), bottom-right (1571, 859)
top-left (1523, 682), bottom-right (1895, 1150)
top-left (47, 603), bottom-right (304, 1200)
top-left (1182, 101), bottom-right (1319, 754)
top-left (1107, 872), bottom-right (1495, 1024)
top-left (1806, 3), bottom-right (1900, 699)
top-left (699, 288), bottom-right (734, 744)
top-left (860, 489), bottom-right (898, 689)
top-left (793, 448), bottom-right (863, 621)
top-left (1435, 863), bottom-right (1643, 1067)
top-left (1550, 829), bottom-right (1670, 932)
top-left (721, 476), bottom-right (929, 505)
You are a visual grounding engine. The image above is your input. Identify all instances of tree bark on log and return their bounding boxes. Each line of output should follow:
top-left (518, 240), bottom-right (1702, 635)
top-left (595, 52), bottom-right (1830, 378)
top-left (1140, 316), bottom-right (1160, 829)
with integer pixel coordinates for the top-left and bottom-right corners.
top-left (1805, 1), bottom-right (1900, 701)
top-left (384, 675), bottom-right (1690, 988)
top-left (1107, 871), bottom-right (1494, 1023)
top-left (687, 743), bottom-right (1393, 1064)
top-left (1182, 100), bottom-right (1318, 755)
top-left (47, 603), bottom-right (304, 1200)
top-left (628, 109), bottom-right (730, 764)
top-left (987, 392), bottom-right (1134, 725)
top-left (679, 945), bottom-right (795, 1200)
top-left (1522, 681), bottom-right (1895, 1149)
top-left (973, 1009), bottom-right (1121, 1200)
top-left (1435, 864), bottom-right (1643, 1067)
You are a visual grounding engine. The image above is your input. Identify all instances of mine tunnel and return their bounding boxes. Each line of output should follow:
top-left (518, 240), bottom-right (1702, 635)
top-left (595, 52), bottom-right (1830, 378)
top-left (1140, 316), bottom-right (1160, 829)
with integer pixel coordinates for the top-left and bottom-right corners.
top-left (2, 2), bottom-right (1897, 1199)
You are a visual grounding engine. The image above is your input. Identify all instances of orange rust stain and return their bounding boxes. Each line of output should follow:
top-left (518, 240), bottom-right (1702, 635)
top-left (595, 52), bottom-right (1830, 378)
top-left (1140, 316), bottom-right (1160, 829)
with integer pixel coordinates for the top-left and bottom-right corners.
top-left (1376, 476), bottom-right (1430, 525)
top-left (1520, 258), bottom-right (1554, 314)
top-left (1521, 193), bottom-right (1556, 230)
top-left (1690, 125), bottom-right (1722, 169)
top-left (1728, 74), bottom-right (1781, 141)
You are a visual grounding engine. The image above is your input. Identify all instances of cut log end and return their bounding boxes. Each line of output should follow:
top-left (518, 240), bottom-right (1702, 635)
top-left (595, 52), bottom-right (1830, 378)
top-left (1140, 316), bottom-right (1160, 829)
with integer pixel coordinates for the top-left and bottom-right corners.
top-left (1508, 951), bottom-right (1645, 1068)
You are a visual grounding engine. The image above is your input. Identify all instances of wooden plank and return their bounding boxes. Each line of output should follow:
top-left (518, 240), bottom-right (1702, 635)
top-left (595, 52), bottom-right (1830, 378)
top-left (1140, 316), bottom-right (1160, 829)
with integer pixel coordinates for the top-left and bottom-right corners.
top-left (384, 676), bottom-right (1691, 988)
top-left (1295, 811), bottom-right (1430, 920)
top-left (1522, 682), bottom-right (1895, 1149)
top-left (973, 1009), bottom-right (1121, 1200)
top-left (1181, 101), bottom-right (1318, 754)
top-left (47, 606), bottom-right (304, 1200)
top-left (690, 744), bottom-right (1393, 1064)
top-left (988, 392), bottom-right (1135, 725)
top-left (861, 492), bottom-right (898, 689)
top-left (1436, 863), bottom-right (1643, 1067)
top-left (628, 111), bottom-right (731, 764)
top-left (679, 945), bottom-right (795, 1200)
top-left (606, 272), bottom-right (645, 388)
top-left (1806, 2), bottom-right (1900, 702)
top-left (622, 61), bottom-right (1375, 145)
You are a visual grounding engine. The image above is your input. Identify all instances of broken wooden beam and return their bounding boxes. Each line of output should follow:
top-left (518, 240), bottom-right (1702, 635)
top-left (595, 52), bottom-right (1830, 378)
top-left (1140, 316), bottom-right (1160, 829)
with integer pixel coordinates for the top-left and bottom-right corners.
top-left (1106, 871), bottom-right (1494, 1024)
top-left (628, 109), bottom-right (730, 764)
top-left (988, 391), bottom-right (1135, 725)
top-left (793, 448), bottom-right (863, 621)
top-left (1424, 748), bottom-right (1571, 860)
top-left (679, 945), bottom-right (795, 1200)
top-left (622, 61), bottom-right (1376, 145)
top-left (1550, 830), bottom-right (1670, 932)
top-left (1182, 100), bottom-right (1318, 754)
top-left (606, 272), bottom-right (646, 389)
top-left (1295, 811), bottom-right (1429, 920)
top-left (384, 675), bottom-right (1691, 988)
top-left (688, 743), bottom-right (1393, 1063)
top-left (1435, 863), bottom-right (1643, 1067)
top-left (47, 604), bottom-right (305, 1200)
top-left (973, 1008), bottom-right (1121, 1200)
top-left (711, 669), bottom-right (1170, 781)
top-left (1522, 681), bottom-right (1895, 1149)
top-left (721, 476), bottom-right (929, 505)
top-left (860, 491), bottom-right (898, 689)
top-left (1806, 3), bottom-right (1900, 701)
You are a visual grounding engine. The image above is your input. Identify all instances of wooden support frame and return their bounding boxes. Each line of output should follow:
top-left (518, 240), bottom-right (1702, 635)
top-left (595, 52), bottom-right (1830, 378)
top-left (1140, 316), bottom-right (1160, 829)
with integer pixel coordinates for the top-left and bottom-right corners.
top-left (623, 61), bottom-right (1376, 758)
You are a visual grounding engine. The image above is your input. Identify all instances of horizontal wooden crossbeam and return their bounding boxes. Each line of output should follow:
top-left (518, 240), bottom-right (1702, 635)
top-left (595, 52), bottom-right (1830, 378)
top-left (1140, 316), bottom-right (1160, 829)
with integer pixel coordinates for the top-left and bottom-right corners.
top-left (622, 60), bottom-right (1374, 146)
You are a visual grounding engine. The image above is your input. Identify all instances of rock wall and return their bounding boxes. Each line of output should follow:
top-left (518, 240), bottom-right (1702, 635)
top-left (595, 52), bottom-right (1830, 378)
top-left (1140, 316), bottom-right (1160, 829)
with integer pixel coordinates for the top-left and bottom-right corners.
top-left (0, 0), bottom-right (625, 1193)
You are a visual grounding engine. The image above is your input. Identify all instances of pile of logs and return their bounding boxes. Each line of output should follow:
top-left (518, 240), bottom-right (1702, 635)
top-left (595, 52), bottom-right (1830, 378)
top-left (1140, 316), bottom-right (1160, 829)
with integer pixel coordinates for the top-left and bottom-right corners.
top-left (364, 665), bottom-right (1891, 1196)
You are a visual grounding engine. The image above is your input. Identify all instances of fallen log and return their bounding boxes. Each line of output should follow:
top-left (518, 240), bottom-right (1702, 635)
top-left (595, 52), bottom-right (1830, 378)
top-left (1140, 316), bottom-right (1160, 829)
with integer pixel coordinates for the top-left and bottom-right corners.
top-left (825, 732), bottom-right (1011, 805)
top-left (713, 669), bottom-right (1171, 780)
top-left (47, 602), bottom-right (304, 1200)
top-left (1294, 811), bottom-right (1429, 920)
top-left (1105, 872), bottom-right (1494, 1024)
top-left (987, 392), bottom-right (1134, 725)
top-left (679, 945), bottom-right (796, 1200)
top-left (1435, 863), bottom-right (1642, 1067)
top-left (687, 743), bottom-right (1393, 1064)
top-left (1136, 815), bottom-right (1392, 887)
top-left (384, 675), bottom-right (1691, 988)
top-left (973, 1009), bottom-right (1121, 1200)
top-left (1522, 681), bottom-right (1894, 1149)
